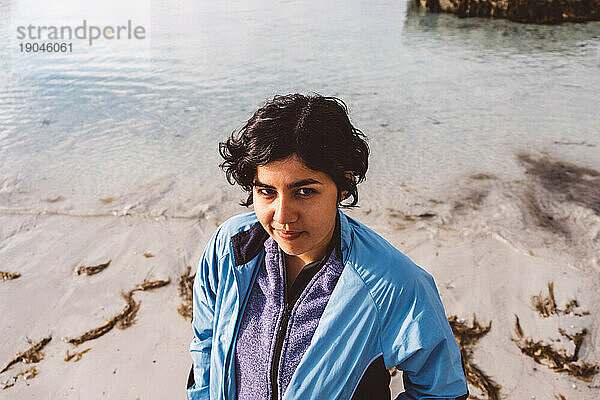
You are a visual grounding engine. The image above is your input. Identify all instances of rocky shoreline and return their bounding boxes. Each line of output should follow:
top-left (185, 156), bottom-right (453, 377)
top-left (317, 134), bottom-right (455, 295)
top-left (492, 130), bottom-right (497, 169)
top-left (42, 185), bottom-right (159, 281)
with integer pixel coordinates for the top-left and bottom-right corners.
top-left (415, 0), bottom-right (600, 24)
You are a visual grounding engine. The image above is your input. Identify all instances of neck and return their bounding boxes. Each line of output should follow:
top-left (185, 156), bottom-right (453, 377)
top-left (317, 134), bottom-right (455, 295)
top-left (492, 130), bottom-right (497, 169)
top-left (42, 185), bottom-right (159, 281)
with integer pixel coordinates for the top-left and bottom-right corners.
top-left (284, 220), bottom-right (336, 286)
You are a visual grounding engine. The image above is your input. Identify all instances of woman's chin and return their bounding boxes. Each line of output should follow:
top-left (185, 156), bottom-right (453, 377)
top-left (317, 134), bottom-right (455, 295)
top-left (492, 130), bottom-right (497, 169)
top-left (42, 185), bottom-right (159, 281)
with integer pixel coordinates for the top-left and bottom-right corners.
top-left (274, 239), bottom-right (306, 257)
top-left (278, 244), bottom-right (304, 256)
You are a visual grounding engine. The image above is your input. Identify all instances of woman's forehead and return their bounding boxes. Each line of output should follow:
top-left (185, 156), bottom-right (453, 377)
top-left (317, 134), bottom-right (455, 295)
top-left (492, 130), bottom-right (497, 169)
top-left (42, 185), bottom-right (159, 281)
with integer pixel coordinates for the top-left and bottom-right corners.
top-left (254, 155), bottom-right (330, 186)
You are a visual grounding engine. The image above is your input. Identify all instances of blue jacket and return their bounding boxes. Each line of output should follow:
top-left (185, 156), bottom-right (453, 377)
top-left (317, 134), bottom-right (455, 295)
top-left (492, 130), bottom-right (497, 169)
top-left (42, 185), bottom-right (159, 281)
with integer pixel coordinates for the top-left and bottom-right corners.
top-left (187, 210), bottom-right (468, 400)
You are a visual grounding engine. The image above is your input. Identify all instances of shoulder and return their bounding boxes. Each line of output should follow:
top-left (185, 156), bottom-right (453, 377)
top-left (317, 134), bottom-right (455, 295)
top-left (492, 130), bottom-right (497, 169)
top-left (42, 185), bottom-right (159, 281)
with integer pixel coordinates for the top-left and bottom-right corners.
top-left (197, 212), bottom-right (262, 285)
top-left (344, 215), bottom-right (436, 306)
top-left (199, 212), bottom-right (259, 260)
top-left (210, 211), bottom-right (258, 245)
top-left (344, 215), bottom-right (455, 357)
top-left (216, 211), bottom-right (260, 238)
top-left (211, 212), bottom-right (268, 266)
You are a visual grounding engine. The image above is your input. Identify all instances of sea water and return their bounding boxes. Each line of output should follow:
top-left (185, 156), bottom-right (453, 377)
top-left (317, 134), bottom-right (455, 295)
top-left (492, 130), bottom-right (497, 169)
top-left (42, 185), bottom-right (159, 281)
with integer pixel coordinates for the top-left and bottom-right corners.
top-left (1, 0), bottom-right (599, 220)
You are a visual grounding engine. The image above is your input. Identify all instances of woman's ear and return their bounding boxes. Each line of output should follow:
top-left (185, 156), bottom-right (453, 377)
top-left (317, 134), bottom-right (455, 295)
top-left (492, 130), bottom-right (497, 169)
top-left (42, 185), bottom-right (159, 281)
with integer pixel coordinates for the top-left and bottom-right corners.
top-left (344, 171), bottom-right (355, 183)
top-left (340, 171), bottom-right (355, 200)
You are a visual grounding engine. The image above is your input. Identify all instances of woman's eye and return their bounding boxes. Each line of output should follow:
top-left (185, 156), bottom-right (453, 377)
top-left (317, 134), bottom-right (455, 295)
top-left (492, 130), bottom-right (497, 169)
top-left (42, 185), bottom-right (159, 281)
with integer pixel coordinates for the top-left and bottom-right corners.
top-left (296, 188), bottom-right (316, 197)
top-left (257, 188), bottom-right (276, 196)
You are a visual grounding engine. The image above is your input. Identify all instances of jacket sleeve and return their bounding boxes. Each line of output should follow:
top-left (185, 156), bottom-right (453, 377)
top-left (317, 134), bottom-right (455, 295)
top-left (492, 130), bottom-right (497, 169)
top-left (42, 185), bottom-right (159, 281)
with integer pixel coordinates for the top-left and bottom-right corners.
top-left (381, 268), bottom-right (468, 400)
top-left (187, 228), bottom-right (222, 400)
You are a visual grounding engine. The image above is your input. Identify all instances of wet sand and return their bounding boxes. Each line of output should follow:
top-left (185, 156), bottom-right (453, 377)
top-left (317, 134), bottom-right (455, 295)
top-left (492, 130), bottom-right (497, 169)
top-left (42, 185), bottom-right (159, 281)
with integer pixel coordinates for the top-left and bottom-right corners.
top-left (1, 152), bottom-right (598, 399)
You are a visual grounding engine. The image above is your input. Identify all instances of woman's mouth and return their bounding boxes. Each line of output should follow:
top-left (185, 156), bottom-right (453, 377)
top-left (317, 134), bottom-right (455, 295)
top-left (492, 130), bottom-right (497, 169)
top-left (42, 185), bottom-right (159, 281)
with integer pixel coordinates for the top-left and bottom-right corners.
top-left (275, 229), bottom-right (303, 240)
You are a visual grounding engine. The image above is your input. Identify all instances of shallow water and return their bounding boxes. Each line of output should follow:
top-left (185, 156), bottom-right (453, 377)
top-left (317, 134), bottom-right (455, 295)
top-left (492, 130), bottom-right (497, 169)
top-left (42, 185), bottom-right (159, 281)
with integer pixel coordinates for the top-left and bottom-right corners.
top-left (1, 0), bottom-right (599, 218)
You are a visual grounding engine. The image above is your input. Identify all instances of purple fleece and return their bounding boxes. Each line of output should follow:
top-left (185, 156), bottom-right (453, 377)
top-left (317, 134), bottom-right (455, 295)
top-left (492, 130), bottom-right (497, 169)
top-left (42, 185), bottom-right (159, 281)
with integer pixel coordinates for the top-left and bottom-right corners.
top-left (235, 236), bottom-right (344, 400)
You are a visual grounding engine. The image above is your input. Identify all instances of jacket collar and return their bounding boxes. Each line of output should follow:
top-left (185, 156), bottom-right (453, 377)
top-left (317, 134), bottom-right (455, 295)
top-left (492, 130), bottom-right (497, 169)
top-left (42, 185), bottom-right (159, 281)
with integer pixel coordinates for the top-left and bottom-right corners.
top-left (338, 208), bottom-right (352, 264)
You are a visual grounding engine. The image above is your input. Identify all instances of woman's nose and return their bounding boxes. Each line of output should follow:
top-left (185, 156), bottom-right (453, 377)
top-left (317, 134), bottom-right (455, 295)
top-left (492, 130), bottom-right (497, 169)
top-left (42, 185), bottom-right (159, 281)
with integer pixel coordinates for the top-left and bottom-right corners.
top-left (273, 194), bottom-right (298, 225)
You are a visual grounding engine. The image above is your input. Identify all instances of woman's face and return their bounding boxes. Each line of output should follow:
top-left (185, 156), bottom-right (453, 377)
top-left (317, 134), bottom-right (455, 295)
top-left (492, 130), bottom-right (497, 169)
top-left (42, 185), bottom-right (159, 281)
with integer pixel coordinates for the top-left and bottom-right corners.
top-left (252, 154), bottom-right (342, 265)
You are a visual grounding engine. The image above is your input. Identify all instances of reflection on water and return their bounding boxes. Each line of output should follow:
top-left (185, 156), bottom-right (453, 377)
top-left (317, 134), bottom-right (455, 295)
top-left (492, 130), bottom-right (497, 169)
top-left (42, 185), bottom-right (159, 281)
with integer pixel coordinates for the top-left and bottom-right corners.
top-left (1, 0), bottom-right (599, 216)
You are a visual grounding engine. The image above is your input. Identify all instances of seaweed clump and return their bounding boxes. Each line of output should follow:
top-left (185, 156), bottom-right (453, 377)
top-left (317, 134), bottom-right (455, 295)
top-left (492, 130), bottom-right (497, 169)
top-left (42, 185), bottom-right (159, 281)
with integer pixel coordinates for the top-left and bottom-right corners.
top-left (512, 315), bottom-right (598, 381)
top-left (133, 278), bottom-right (171, 292)
top-left (532, 282), bottom-right (558, 317)
top-left (448, 315), bottom-right (501, 400)
top-left (177, 266), bottom-right (195, 321)
top-left (64, 348), bottom-right (91, 362)
top-left (532, 282), bottom-right (589, 318)
top-left (0, 335), bottom-right (52, 375)
top-left (1, 271), bottom-right (21, 281)
top-left (1, 366), bottom-right (39, 389)
top-left (63, 291), bottom-right (140, 346)
top-left (518, 154), bottom-right (600, 216)
top-left (524, 192), bottom-right (570, 237)
top-left (63, 277), bottom-right (170, 346)
top-left (75, 260), bottom-right (111, 276)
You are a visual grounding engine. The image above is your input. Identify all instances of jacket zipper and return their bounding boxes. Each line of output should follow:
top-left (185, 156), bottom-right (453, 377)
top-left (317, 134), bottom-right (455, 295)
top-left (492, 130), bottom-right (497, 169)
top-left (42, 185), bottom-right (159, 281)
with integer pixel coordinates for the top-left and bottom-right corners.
top-left (270, 255), bottom-right (290, 400)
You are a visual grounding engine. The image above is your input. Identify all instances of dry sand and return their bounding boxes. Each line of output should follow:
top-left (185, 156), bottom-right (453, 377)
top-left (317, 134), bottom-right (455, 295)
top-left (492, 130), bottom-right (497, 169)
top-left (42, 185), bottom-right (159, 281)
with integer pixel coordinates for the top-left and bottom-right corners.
top-left (1, 152), bottom-right (598, 399)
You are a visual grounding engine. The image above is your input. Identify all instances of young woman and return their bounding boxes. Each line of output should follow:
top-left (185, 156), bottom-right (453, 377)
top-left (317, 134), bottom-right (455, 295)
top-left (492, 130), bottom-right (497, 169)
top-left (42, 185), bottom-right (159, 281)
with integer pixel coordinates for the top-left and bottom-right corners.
top-left (186, 94), bottom-right (468, 400)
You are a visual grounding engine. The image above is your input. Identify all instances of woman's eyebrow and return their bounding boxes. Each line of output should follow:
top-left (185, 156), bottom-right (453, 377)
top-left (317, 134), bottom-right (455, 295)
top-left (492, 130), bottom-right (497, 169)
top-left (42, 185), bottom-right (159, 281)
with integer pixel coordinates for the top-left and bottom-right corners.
top-left (252, 180), bottom-right (273, 188)
top-left (288, 179), bottom-right (321, 188)
top-left (252, 178), bottom-right (322, 189)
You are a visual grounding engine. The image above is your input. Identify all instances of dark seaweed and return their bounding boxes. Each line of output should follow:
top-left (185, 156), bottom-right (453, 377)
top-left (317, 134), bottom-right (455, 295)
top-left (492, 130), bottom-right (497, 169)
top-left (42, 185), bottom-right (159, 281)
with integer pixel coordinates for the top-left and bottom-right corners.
top-left (0, 336), bottom-right (51, 374)
top-left (448, 315), bottom-right (501, 400)
top-left (177, 266), bottom-right (195, 321)
top-left (512, 315), bottom-right (598, 381)
top-left (518, 154), bottom-right (600, 216)
top-left (75, 260), bottom-right (111, 276)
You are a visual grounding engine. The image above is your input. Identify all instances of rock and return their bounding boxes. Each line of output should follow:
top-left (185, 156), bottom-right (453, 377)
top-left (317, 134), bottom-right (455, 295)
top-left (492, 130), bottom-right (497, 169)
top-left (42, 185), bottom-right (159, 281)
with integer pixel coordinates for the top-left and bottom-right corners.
top-left (414, 0), bottom-right (600, 24)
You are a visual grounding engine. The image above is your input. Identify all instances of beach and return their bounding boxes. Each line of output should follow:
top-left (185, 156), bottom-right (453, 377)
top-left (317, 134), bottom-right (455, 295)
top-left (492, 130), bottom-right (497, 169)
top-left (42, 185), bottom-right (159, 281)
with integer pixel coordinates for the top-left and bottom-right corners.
top-left (1, 152), bottom-right (599, 399)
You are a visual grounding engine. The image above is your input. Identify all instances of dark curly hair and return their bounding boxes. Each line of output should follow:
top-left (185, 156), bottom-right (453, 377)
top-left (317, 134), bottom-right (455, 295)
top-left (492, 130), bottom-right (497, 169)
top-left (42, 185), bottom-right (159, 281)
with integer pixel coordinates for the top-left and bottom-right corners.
top-left (219, 93), bottom-right (369, 208)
